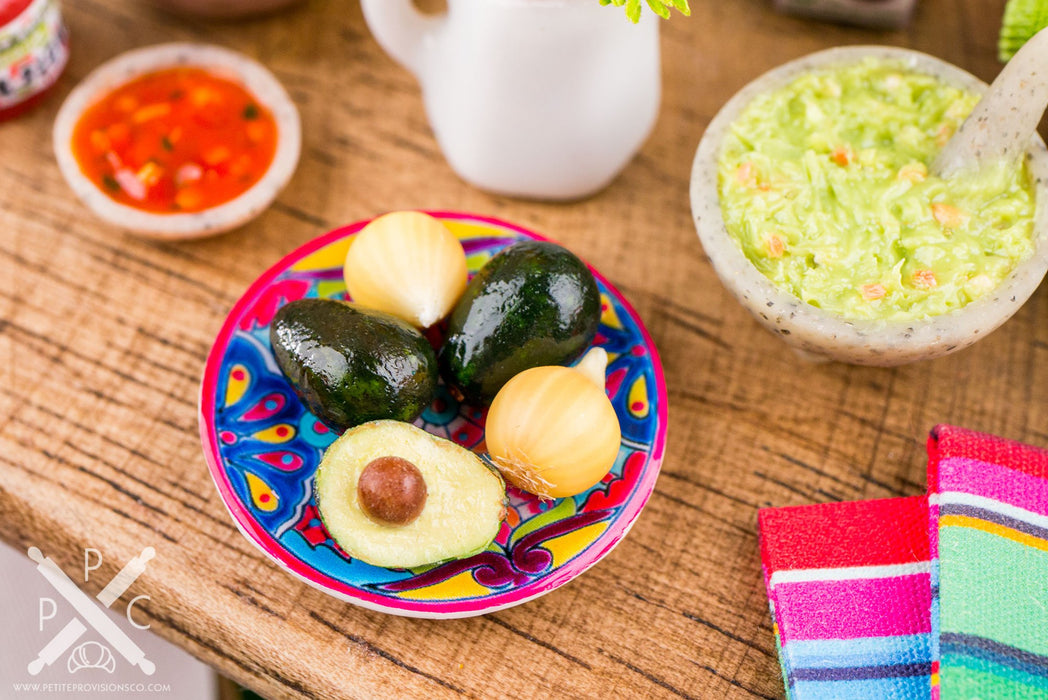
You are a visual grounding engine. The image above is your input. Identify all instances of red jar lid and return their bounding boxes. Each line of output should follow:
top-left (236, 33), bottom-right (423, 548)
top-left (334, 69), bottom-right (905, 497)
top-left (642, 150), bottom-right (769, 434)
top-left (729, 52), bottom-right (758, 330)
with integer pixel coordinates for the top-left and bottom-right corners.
top-left (0, 0), bottom-right (33, 28)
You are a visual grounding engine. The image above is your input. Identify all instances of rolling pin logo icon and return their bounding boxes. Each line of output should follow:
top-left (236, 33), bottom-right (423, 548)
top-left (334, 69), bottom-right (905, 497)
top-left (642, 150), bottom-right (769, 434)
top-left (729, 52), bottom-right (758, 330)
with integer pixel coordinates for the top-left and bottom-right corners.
top-left (26, 546), bottom-right (156, 676)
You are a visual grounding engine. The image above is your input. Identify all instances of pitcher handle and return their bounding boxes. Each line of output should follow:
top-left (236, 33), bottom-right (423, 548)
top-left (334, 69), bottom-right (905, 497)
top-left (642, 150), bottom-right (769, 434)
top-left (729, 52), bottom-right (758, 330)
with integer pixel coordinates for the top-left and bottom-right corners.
top-left (360, 0), bottom-right (442, 78)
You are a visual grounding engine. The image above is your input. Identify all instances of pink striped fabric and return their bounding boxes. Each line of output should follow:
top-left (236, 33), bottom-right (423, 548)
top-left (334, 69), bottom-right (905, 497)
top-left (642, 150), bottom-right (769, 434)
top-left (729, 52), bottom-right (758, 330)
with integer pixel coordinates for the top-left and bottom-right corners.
top-left (775, 574), bottom-right (933, 641)
top-left (937, 456), bottom-right (1047, 514)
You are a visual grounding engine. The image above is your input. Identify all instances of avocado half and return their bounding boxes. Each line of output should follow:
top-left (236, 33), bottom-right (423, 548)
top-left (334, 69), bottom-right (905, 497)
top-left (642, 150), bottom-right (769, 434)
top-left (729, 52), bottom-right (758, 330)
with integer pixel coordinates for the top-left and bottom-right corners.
top-left (315, 420), bottom-right (508, 569)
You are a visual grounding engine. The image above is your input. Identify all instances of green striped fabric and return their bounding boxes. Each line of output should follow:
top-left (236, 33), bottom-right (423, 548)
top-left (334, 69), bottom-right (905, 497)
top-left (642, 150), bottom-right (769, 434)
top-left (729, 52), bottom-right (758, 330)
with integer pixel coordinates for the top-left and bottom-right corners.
top-left (929, 425), bottom-right (1048, 700)
top-left (939, 530), bottom-right (1048, 656)
top-left (938, 530), bottom-right (1048, 697)
top-left (942, 656), bottom-right (1048, 699)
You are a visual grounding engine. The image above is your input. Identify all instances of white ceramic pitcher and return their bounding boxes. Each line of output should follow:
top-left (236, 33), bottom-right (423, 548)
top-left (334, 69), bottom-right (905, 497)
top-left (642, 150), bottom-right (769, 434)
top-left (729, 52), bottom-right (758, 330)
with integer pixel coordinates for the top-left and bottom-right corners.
top-left (360, 0), bottom-right (661, 200)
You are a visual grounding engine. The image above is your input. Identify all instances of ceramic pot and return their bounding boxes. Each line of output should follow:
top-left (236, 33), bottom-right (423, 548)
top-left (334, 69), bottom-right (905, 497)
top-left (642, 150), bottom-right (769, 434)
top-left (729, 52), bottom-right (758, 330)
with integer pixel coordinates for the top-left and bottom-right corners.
top-left (361, 0), bottom-right (661, 201)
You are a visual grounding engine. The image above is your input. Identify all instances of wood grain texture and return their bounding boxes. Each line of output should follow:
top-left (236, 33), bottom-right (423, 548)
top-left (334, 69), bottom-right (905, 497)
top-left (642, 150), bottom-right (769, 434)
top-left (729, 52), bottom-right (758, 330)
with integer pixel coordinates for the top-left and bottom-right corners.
top-left (2, 0), bottom-right (1044, 698)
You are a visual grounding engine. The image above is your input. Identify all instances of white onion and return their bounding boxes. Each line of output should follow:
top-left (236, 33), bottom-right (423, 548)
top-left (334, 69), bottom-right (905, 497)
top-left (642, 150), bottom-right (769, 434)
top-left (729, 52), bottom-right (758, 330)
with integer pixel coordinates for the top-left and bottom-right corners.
top-left (343, 211), bottom-right (468, 328)
top-left (485, 348), bottom-right (621, 499)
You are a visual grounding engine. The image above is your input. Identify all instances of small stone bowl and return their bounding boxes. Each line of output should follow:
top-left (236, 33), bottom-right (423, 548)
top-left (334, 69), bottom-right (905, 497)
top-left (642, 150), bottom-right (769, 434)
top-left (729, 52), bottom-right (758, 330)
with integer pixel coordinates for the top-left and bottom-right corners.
top-left (53, 43), bottom-right (301, 240)
top-left (690, 46), bottom-right (1048, 365)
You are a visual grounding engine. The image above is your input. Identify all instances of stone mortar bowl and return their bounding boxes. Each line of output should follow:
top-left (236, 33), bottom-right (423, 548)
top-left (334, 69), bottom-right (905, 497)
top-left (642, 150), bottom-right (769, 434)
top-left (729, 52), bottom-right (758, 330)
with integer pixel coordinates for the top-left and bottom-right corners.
top-left (690, 45), bottom-right (1048, 365)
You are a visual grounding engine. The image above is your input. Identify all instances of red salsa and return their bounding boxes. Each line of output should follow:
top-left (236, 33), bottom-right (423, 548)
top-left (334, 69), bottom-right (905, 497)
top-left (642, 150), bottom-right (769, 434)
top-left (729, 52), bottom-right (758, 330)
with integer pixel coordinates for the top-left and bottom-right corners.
top-left (70, 67), bottom-right (278, 213)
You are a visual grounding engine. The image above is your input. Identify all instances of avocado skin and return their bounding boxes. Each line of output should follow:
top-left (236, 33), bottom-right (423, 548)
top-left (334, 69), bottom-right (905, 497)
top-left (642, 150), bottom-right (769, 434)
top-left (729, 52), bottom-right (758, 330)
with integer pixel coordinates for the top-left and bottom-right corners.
top-left (439, 241), bottom-right (601, 405)
top-left (270, 299), bottom-right (438, 432)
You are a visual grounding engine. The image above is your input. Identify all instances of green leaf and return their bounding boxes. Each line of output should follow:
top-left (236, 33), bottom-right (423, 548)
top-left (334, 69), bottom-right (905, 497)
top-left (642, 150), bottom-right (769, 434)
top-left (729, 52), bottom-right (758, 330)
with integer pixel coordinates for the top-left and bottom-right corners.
top-left (646, 0), bottom-right (671, 19)
top-left (626, 0), bottom-right (642, 22)
top-left (604, 0), bottom-right (689, 21)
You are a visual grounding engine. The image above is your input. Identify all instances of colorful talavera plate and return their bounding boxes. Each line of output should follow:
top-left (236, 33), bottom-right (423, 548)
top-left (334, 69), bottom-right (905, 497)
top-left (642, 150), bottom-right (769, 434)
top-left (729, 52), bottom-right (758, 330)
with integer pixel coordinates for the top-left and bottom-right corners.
top-left (199, 212), bottom-right (667, 618)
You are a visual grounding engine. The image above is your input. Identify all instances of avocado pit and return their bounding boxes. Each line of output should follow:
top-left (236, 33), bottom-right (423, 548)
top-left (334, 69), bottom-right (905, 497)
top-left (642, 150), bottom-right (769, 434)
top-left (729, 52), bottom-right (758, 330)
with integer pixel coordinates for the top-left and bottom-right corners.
top-left (357, 456), bottom-right (427, 526)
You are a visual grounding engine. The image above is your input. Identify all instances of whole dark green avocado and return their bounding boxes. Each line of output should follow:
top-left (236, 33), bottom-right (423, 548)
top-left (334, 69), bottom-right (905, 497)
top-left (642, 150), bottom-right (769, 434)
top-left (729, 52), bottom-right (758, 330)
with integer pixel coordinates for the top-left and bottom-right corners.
top-left (439, 241), bottom-right (601, 405)
top-left (269, 298), bottom-right (438, 432)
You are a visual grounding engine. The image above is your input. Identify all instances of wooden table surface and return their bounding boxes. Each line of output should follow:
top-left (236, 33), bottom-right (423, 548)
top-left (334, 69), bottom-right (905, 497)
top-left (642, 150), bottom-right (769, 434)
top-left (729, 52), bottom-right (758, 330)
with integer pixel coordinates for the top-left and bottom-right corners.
top-left (3, 0), bottom-right (1045, 698)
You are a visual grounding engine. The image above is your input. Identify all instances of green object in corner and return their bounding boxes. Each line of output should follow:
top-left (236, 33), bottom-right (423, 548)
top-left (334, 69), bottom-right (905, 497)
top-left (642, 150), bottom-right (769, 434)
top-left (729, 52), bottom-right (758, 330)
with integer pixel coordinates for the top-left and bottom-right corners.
top-left (1000, 0), bottom-right (1048, 61)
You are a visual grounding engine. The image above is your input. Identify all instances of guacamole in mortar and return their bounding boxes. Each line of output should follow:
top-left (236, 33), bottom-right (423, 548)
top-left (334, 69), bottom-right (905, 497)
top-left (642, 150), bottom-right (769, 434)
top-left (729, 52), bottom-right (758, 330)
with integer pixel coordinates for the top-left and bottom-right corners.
top-left (718, 59), bottom-right (1036, 322)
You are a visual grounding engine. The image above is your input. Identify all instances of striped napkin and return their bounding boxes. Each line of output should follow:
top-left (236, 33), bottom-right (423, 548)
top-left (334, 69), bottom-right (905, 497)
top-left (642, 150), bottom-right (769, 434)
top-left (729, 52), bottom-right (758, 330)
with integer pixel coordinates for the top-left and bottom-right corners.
top-left (759, 496), bottom-right (933, 699)
top-left (927, 425), bottom-right (1048, 699)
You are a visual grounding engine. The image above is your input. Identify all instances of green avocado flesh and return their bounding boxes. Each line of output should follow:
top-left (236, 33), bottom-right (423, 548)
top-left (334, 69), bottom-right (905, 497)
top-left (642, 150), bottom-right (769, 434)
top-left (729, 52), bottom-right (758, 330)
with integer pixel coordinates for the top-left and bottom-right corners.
top-left (315, 421), bottom-right (507, 569)
top-left (439, 241), bottom-right (601, 405)
top-left (269, 298), bottom-right (438, 432)
top-left (718, 59), bottom-right (1036, 322)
